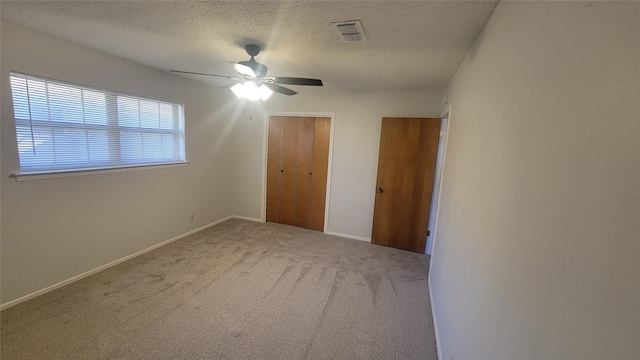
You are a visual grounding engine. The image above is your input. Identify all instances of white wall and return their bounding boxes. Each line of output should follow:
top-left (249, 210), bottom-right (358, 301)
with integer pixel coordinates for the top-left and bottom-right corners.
top-left (0, 22), bottom-right (445, 305)
top-left (231, 88), bottom-right (444, 240)
top-left (429, 2), bottom-right (639, 360)
top-left (1, 23), bottom-right (236, 304)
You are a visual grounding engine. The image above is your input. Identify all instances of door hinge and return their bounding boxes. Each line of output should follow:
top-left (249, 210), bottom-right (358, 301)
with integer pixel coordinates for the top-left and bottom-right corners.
top-left (427, 230), bottom-right (431, 236)
top-left (439, 131), bottom-right (444, 138)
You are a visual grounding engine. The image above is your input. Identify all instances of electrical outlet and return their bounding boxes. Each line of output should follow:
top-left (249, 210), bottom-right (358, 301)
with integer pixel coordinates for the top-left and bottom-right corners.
top-left (190, 214), bottom-right (195, 222)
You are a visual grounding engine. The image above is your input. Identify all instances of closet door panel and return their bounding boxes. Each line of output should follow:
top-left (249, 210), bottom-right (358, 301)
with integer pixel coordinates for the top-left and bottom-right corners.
top-left (293, 117), bottom-right (315, 228)
top-left (309, 117), bottom-right (331, 231)
top-left (279, 117), bottom-right (299, 225)
top-left (266, 117), bottom-right (283, 223)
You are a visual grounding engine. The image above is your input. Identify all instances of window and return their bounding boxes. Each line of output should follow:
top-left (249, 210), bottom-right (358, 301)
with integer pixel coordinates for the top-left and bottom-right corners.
top-left (9, 72), bottom-right (186, 175)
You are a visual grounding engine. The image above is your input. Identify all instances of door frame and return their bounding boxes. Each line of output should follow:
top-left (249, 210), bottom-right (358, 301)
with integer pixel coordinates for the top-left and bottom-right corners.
top-left (261, 112), bottom-right (336, 233)
top-left (425, 105), bottom-right (453, 255)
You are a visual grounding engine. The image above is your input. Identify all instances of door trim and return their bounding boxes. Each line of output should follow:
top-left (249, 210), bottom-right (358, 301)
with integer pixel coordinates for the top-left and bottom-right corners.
top-left (261, 112), bottom-right (336, 233)
top-left (425, 110), bottom-right (449, 255)
top-left (428, 106), bottom-right (451, 359)
top-left (427, 105), bottom-right (453, 255)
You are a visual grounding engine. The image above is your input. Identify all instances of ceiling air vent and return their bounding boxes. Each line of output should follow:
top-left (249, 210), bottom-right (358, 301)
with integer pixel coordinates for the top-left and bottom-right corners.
top-left (332, 20), bottom-right (366, 42)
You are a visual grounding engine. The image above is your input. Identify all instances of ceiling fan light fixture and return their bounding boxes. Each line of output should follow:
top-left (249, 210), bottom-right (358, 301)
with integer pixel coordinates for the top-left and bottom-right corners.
top-left (231, 82), bottom-right (273, 101)
top-left (258, 84), bottom-right (273, 100)
top-left (230, 82), bottom-right (245, 98)
top-left (175, 44), bottom-right (321, 99)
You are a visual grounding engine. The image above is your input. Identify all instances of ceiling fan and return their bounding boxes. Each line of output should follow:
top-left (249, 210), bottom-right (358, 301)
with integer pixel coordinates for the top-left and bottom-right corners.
top-left (171, 44), bottom-right (323, 100)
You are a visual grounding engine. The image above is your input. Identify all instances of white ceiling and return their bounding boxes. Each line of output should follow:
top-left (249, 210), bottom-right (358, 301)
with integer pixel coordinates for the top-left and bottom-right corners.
top-left (1, 1), bottom-right (498, 92)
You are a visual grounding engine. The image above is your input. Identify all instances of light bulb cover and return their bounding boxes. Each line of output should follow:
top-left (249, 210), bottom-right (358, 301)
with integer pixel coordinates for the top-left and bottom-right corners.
top-left (242, 82), bottom-right (261, 101)
top-left (258, 85), bottom-right (273, 100)
top-left (230, 83), bottom-right (244, 98)
top-left (230, 82), bottom-right (273, 101)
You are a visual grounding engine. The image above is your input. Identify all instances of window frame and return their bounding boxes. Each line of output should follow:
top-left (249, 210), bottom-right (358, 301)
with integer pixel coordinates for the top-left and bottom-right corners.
top-left (8, 72), bottom-right (188, 180)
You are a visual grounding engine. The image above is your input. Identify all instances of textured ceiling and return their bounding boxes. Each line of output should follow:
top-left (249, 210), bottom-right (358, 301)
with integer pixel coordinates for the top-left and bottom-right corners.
top-left (1, 1), bottom-right (498, 92)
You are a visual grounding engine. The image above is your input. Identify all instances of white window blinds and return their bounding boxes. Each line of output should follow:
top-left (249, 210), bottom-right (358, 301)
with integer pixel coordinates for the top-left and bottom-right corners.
top-left (9, 72), bottom-right (186, 175)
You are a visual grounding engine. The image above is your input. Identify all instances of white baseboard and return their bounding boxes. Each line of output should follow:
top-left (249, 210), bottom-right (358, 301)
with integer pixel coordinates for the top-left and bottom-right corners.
top-left (231, 215), bottom-right (263, 222)
top-left (0, 216), bottom-right (234, 311)
top-left (428, 278), bottom-right (443, 360)
top-left (325, 231), bottom-right (371, 242)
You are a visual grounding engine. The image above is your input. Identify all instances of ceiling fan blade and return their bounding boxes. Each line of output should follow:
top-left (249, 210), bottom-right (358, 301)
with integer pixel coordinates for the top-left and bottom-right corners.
top-left (170, 70), bottom-right (240, 80)
top-left (220, 80), bottom-right (242, 89)
top-left (265, 83), bottom-right (298, 96)
top-left (234, 63), bottom-right (256, 79)
top-left (266, 77), bottom-right (323, 86)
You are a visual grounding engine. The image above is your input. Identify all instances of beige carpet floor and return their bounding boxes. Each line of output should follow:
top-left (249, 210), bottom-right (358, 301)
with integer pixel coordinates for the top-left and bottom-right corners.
top-left (1, 219), bottom-right (438, 359)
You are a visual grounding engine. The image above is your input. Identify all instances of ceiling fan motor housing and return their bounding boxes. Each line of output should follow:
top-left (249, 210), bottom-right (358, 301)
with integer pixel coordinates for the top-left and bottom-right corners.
top-left (241, 44), bottom-right (268, 77)
top-left (245, 44), bottom-right (261, 57)
top-left (239, 60), bottom-right (268, 78)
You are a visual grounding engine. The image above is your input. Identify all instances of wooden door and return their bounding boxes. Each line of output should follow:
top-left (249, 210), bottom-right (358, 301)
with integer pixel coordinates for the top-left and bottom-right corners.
top-left (309, 118), bottom-right (330, 230)
top-left (293, 118), bottom-right (315, 228)
top-left (266, 116), bottom-right (330, 231)
top-left (265, 117), bottom-right (283, 223)
top-left (279, 117), bottom-right (299, 225)
top-left (371, 117), bottom-right (441, 252)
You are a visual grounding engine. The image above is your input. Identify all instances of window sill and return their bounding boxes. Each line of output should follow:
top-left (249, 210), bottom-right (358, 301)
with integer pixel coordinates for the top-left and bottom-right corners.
top-left (10, 162), bottom-right (190, 182)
